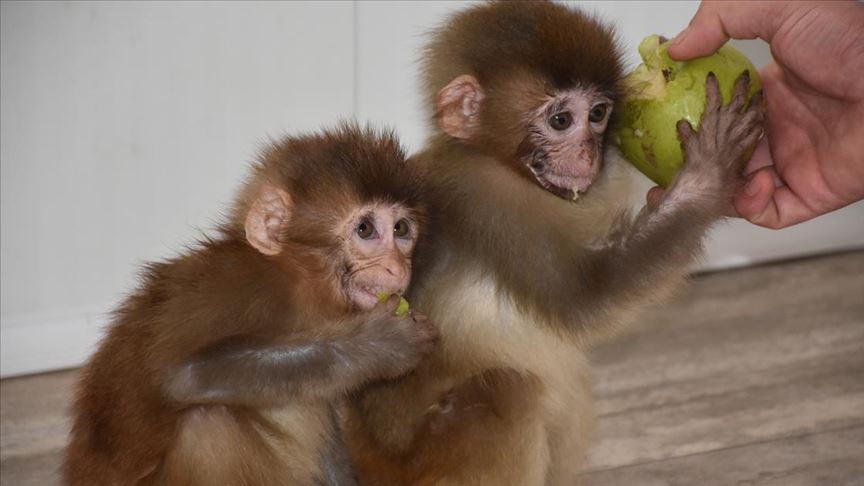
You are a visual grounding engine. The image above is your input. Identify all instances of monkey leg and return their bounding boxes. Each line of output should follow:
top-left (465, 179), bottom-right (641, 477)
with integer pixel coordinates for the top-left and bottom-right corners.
top-left (544, 373), bottom-right (596, 486)
top-left (349, 369), bottom-right (554, 486)
top-left (423, 366), bottom-right (596, 486)
top-left (154, 405), bottom-right (333, 486)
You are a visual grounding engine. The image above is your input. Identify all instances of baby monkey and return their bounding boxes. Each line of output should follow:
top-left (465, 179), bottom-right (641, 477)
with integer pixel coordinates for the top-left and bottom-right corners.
top-left (343, 2), bottom-right (765, 484)
top-left (62, 124), bottom-right (436, 485)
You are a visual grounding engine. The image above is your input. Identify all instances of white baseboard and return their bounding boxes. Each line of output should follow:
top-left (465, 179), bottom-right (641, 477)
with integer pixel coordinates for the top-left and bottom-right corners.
top-left (0, 305), bottom-right (111, 378)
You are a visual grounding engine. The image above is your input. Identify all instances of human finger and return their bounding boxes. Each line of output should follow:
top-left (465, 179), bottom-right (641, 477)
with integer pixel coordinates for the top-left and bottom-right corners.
top-left (667, 1), bottom-right (781, 61)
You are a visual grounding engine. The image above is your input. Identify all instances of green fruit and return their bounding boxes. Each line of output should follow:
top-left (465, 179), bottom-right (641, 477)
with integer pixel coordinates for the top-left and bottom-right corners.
top-left (376, 291), bottom-right (411, 316)
top-left (614, 34), bottom-right (761, 187)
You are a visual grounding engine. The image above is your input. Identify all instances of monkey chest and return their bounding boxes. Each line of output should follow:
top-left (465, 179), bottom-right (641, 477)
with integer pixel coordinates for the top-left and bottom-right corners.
top-left (426, 273), bottom-right (589, 392)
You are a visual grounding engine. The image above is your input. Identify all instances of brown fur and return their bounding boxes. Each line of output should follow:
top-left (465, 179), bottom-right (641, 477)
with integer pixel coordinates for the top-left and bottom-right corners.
top-left (63, 124), bottom-right (433, 485)
top-left (344, 2), bottom-right (764, 484)
top-left (421, 1), bottom-right (623, 111)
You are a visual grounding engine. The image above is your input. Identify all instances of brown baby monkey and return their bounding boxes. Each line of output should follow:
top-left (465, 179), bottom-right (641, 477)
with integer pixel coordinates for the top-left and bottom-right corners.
top-left (62, 124), bottom-right (436, 485)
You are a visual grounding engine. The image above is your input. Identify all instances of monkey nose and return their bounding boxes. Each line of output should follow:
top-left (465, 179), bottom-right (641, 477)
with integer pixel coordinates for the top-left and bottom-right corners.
top-left (386, 263), bottom-right (407, 280)
top-left (382, 258), bottom-right (408, 282)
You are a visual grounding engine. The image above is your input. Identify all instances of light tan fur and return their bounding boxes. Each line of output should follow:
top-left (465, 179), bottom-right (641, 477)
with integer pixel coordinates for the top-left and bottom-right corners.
top-left (156, 405), bottom-right (332, 485)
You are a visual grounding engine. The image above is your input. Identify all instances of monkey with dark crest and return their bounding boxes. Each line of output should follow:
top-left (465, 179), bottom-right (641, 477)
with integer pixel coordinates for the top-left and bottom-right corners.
top-left (343, 2), bottom-right (764, 484)
top-left (62, 124), bottom-right (437, 486)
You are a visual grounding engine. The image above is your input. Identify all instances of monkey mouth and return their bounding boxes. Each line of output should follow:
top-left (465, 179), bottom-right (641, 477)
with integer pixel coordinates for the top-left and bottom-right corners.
top-left (529, 166), bottom-right (595, 201)
top-left (350, 285), bottom-right (403, 310)
top-left (350, 286), bottom-right (381, 310)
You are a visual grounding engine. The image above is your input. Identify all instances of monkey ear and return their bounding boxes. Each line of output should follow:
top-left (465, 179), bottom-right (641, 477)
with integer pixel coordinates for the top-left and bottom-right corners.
top-left (437, 74), bottom-right (484, 139)
top-left (245, 183), bottom-right (292, 256)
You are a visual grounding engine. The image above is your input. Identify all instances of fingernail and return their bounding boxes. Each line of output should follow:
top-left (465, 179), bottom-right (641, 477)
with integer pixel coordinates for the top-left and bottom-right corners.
top-left (745, 177), bottom-right (760, 196)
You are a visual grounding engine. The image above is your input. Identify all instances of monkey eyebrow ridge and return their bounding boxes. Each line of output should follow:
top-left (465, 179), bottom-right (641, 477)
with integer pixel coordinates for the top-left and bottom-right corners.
top-left (546, 98), bottom-right (570, 117)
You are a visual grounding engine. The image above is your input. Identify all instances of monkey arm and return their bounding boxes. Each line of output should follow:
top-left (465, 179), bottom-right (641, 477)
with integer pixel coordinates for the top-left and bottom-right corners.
top-left (574, 197), bottom-right (714, 321)
top-left (536, 73), bottom-right (764, 335)
top-left (163, 309), bottom-right (435, 408)
top-left (163, 334), bottom-right (339, 407)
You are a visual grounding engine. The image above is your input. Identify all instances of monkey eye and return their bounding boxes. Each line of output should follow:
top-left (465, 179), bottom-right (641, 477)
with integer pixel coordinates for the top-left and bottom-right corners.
top-left (589, 103), bottom-right (609, 123)
top-left (356, 220), bottom-right (375, 240)
top-left (393, 219), bottom-right (410, 238)
top-left (548, 112), bottom-right (573, 131)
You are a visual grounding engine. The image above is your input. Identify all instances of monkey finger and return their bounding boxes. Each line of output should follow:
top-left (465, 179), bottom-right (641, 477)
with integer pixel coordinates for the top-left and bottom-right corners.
top-left (742, 136), bottom-right (772, 176)
top-left (736, 110), bottom-right (765, 149)
top-left (421, 320), bottom-right (440, 342)
top-left (745, 92), bottom-right (765, 135)
top-left (646, 186), bottom-right (665, 208)
top-left (676, 119), bottom-right (697, 149)
top-left (730, 109), bottom-right (762, 142)
top-left (704, 72), bottom-right (722, 115)
top-left (747, 90), bottom-right (764, 116)
top-left (406, 308), bottom-right (421, 322)
top-left (738, 130), bottom-right (766, 165)
top-left (728, 70), bottom-right (750, 113)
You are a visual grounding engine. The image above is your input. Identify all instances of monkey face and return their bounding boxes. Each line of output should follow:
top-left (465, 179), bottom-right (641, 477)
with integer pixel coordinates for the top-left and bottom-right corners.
top-left (339, 202), bottom-right (419, 310)
top-left (520, 88), bottom-right (613, 200)
top-left (436, 73), bottom-right (616, 202)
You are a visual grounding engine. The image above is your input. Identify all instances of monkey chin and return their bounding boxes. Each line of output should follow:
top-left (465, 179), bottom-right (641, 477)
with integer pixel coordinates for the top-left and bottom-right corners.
top-left (537, 172), bottom-right (596, 202)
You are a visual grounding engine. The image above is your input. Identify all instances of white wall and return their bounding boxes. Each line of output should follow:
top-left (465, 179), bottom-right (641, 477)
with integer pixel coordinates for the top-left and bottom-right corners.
top-left (2, 1), bottom-right (862, 376)
top-left (1, 1), bottom-right (357, 375)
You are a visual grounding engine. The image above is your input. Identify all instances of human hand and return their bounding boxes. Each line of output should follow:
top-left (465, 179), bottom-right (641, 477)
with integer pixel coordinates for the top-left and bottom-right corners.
top-left (648, 1), bottom-right (864, 228)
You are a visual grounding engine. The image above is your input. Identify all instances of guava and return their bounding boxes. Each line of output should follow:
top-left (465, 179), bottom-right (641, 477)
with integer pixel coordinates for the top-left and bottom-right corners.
top-left (613, 34), bottom-right (761, 187)
top-left (377, 291), bottom-right (411, 316)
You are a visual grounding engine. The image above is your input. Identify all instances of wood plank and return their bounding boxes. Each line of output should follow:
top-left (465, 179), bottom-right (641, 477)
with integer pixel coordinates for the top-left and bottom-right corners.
top-left (585, 425), bottom-right (864, 486)
top-left (587, 366), bottom-right (864, 470)
top-left (0, 451), bottom-right (62, 486)
top-left (1, 370), bottom-right (77, 459)
top-left (593, 318), bottom-right (864, 420)
top-left (586, 252), bottom-right (864, 470)
top-left (593, 251), bottom-right (864, 412)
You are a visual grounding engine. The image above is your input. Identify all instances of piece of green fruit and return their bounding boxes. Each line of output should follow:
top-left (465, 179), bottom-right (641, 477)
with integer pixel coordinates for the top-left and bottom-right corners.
top-left (614, 34), bottom-right (762, 187)
top-left (376, 291), bottom-right (410, 316)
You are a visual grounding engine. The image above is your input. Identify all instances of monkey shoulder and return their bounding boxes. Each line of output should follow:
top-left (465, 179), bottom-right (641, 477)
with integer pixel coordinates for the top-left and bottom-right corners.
top-left (93, 236), bottom-right (297, 375)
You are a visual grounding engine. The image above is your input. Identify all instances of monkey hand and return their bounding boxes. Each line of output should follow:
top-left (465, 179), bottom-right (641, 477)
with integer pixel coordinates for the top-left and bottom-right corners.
top-left (660, 71), bottom-right (764, 215)
top-left (668, 1), bottom-right (864, 229)
top-left (339, 295), bottom-right (438, 383)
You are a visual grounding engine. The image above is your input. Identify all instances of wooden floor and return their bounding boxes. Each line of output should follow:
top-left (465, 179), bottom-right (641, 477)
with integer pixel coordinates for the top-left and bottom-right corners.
top-left (2, 251), bottom-right (863, 485)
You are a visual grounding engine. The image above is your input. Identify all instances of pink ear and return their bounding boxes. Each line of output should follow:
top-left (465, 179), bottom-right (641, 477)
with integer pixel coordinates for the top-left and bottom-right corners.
top-left (244, 184), bottom-right (292, 256)
top-left (437, 74), bottom-right (484, 139)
